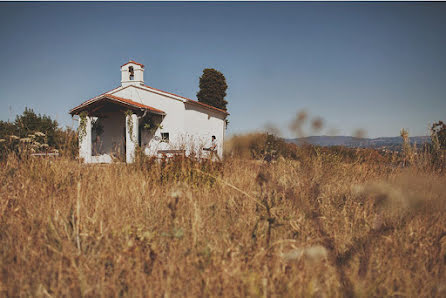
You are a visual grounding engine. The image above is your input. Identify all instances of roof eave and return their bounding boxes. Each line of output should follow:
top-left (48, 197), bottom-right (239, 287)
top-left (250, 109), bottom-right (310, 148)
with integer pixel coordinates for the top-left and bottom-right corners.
top-left (69, 95), bottom-right (165, 116)
top-left (121, 60), bottom-right (145, 68)
top-left (185, 100), bottom-right (229, 116)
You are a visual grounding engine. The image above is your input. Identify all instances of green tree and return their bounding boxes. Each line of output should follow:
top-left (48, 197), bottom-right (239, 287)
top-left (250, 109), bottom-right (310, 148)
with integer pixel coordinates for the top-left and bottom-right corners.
top-left (13, 108), bottom-right (59, 147)
top-left (196, 68), bottom-right (228, 111)
top-left (0, 108), bottom-right (59, 146)
top-left (0, 108), bottom-right (78, 159)
top-left (0, 120), bottom-right (16, 139)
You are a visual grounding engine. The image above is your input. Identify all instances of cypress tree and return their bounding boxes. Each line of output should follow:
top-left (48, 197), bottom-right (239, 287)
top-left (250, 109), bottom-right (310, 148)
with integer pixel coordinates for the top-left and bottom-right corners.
top-left (196, 68), bottom-right (228, 110)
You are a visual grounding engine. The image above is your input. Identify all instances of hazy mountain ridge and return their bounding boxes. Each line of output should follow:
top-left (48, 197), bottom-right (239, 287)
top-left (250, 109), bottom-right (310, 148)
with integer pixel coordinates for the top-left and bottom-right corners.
top-left (286, 135), bottom-right (431, 149)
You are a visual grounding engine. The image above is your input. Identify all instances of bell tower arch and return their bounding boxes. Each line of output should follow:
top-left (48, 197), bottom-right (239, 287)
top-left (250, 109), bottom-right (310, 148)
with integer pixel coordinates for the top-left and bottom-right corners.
top-left (121, 60), bottom-right (144, 87)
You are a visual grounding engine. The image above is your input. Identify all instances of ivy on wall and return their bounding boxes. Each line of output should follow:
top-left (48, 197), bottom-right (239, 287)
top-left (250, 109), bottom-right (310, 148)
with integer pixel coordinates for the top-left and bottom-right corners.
top-left (78, 111), bottom-right (88, 142)
top-left (124, 110), bottom-right (135, 144)
top-left (143, 117), bottom-right (163, 134)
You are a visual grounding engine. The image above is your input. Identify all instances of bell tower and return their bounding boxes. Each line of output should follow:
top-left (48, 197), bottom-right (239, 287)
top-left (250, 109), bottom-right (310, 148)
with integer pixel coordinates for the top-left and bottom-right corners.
top-left (121, 61), bottom-right (144, 87)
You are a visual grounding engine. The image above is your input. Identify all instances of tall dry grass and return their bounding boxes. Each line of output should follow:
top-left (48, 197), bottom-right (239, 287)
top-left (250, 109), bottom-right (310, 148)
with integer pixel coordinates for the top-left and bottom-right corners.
top-left (0, 147), bottom-right (445, 297)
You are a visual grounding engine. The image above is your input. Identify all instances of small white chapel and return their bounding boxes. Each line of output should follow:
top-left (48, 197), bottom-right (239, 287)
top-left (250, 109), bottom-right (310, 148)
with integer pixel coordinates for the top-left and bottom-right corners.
top-left (69, 61), bottom-right (228, 163)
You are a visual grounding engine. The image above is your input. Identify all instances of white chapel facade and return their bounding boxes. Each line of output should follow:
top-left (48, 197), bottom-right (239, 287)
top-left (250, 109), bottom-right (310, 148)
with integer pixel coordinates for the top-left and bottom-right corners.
top-left (69, 61), bottom-right (228, 163)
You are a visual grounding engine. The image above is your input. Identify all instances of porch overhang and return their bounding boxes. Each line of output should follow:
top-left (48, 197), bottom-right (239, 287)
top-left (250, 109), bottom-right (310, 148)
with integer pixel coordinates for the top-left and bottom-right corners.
top-left (69, 94), bottom-right (165, 116)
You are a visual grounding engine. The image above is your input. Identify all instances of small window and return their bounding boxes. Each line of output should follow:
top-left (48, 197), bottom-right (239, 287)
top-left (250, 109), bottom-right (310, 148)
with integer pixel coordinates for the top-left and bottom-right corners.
top-left (161, 132), bottom-right (169, 143)
top-left (129, 66), bottom-right (134, 80)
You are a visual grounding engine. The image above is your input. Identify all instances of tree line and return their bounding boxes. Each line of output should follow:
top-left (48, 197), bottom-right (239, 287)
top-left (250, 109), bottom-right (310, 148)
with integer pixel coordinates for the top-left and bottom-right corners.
top-left (0, 108), bottom-right (77, 159)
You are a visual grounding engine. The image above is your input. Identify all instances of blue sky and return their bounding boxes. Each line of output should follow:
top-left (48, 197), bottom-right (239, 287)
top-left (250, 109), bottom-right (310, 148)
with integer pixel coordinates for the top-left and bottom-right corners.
top-left (0, 2), bottom-right (445, 138)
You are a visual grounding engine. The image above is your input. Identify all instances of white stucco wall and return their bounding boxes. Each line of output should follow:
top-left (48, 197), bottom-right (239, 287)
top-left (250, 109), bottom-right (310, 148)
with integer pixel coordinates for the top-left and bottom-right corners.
top-left (111, 85), bottom-right (226, 159)
top-left (79, 116), bottom-right (92, 163)
top-left (183, 104), bottom-right (225, 158)
top-left (125, 113), bottom-right (139, 163)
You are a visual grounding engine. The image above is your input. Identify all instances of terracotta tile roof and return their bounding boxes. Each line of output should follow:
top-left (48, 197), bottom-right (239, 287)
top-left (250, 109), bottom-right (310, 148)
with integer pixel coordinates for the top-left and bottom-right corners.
top-left (70, 86), bottom-right (122, 112)
top-left (121, 60), bottom-right (145, 68)
top-left (69, 93), bottom-right (165, 115)
top-left (142, 84), bottom-right (229, 115)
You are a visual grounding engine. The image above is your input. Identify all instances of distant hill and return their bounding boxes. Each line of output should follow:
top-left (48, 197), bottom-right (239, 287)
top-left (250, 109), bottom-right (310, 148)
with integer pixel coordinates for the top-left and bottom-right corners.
top-left (286, 135), bottom-right (431, 150)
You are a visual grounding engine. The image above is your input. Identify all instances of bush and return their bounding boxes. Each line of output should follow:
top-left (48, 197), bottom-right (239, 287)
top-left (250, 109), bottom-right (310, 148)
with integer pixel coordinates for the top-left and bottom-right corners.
top-left (0, 108), bottom-right (78, 160)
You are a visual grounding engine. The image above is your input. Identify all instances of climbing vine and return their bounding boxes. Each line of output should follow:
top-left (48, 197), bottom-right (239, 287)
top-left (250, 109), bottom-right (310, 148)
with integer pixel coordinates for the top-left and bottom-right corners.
top-left (125, 110), bottom-right (135, 143)
top-left (78, 111), bottom-right (88, 142)
top-left (143, 117), bottom-right (163, 133)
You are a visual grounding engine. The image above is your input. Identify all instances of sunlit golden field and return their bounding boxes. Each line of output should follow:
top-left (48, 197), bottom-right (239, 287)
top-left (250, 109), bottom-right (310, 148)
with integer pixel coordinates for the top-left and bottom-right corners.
top-left (0, 146), bottom-right (445, 297)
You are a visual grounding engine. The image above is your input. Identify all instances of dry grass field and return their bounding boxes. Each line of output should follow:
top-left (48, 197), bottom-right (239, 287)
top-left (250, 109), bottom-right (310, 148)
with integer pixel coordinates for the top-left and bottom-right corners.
top-left (0, 146), bottom-right (445, 297)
